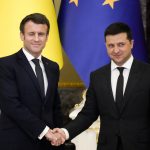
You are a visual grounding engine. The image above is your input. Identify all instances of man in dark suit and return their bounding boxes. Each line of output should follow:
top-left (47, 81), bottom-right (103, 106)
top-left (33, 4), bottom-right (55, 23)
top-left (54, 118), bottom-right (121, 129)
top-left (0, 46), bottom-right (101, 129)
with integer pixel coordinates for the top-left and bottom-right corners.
top-left (0, 13), bottom-right (65, 150)
top-left (54, 22), bottom-right (150, 150)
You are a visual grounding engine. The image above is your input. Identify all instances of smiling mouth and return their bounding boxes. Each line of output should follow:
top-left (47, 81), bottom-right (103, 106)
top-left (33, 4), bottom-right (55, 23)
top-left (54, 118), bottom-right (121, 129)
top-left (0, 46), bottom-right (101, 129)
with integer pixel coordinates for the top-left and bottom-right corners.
top-left (113, 54), bottom-right (120, 56)
top-left (32, 44), bottom-right (41, 46)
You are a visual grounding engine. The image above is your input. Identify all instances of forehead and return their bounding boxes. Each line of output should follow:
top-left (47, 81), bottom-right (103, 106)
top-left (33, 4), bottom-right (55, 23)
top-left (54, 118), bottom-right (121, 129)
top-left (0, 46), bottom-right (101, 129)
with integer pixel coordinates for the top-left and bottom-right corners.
top-left (24, 21), bottom-right (48, 32)
top-left (105, 33), bottom-right (128, 43)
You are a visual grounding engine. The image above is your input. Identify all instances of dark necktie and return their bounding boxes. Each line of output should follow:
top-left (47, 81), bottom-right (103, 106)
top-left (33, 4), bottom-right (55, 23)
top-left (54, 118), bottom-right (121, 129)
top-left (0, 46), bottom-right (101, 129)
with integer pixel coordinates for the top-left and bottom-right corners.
top-left (116, 67), bottom-right (124, 111)
top-left (32, 59), bottom-right (45, 96)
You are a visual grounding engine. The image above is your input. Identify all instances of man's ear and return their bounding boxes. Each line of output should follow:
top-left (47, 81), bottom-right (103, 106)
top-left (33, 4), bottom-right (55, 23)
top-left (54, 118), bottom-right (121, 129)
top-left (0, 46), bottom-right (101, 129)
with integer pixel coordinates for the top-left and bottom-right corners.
top-left (46, 34), bottom-right (49, 42)
top-left (20, 32), bottom-right (24, 41)
top-left (131, 40), bottom-right (134, 49)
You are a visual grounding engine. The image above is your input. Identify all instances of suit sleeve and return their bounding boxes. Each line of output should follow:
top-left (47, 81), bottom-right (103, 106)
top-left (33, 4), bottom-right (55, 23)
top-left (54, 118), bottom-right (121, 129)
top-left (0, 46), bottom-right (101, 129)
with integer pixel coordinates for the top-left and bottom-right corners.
top-left (53, 65), bottom-right (63, 127)
top-left (64, 72), bottom-right (99, 139)
top-left (0, 60), bottom-right (46, 139)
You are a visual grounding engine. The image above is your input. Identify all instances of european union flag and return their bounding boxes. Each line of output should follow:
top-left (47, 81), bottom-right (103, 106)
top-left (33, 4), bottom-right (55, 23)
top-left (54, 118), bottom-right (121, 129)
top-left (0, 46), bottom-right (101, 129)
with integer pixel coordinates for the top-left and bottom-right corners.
top-left (58, 0), bottom-right (147, 87)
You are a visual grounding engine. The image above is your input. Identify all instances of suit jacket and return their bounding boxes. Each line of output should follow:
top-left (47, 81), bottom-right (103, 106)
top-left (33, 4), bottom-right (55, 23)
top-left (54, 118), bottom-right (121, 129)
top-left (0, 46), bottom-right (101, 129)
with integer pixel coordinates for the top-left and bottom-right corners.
top-left (0, 49), bottom-right (63, 150)
top-left (65, 59), bottom-right (150, 150)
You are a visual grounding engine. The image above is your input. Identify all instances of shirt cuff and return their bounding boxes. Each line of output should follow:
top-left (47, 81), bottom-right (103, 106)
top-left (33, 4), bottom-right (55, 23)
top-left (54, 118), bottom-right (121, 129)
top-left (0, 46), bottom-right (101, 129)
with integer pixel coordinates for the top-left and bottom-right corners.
top-left (38, 126), bottom-right (49, 140)
top-left (61, 128), bottom-right (69, 140)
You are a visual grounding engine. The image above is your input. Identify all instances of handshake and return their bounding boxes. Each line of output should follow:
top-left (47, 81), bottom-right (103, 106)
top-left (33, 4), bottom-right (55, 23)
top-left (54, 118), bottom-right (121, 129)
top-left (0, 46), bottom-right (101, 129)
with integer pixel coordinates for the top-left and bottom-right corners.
top-left (45, 128), bottom-right (67, 146)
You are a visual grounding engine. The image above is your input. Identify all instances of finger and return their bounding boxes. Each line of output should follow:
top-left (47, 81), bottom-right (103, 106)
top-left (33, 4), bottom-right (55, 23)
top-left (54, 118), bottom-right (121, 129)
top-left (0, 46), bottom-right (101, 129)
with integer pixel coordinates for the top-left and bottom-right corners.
top-left (52, 128), bottom-right (60, 133)
top-left (51, 138), bottom-right (61, 146)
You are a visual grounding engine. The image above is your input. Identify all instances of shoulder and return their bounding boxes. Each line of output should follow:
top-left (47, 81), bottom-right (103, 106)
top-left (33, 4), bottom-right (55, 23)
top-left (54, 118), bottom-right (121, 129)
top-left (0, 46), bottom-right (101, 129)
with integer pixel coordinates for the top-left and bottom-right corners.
top-left (42, 56), bottom-right (59, 71)
top-left (0, 53), bottom-right (19, 78)
top-left (90, 63), bottom-right (110, 77)
top-left (0, 53), bottom-right (17, 66)
top-left (133, 59), bottom-right (150, 70)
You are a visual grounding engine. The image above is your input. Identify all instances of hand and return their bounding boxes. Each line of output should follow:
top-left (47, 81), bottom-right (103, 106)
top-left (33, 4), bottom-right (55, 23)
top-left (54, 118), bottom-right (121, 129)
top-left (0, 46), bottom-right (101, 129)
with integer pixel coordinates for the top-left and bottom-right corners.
top-left (45, 129), bottom-right (65, 146)
top-left (45, 129), bottom-right (57, 143)
top-left (53, 128), bottom-right (66, 140)
top-left (52, 128), bottom-right (66, 146)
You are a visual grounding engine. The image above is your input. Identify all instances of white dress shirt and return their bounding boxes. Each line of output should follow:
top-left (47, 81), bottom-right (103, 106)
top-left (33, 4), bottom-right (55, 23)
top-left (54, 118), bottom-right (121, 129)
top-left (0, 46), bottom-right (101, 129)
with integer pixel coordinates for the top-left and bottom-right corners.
top-left (22, 48), bottom-right (48, 95)
top-left (111, 55), bottom-right (133, 100)
top-left (22, 48), bottom-right (49, 140)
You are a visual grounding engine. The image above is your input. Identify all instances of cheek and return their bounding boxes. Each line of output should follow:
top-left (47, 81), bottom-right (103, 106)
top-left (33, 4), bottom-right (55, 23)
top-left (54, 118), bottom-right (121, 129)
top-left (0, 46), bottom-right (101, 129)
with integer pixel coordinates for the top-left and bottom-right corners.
top-left (107, 49), bottom-right (113, 56)
top-left (41, 40), bottom-right (48, 46)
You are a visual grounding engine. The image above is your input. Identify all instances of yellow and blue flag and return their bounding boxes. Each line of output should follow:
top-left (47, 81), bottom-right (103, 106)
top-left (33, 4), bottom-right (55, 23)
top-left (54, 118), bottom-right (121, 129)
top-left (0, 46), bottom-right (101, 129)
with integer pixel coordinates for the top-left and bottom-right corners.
top-left (58, 0), bottom-right (147, 86)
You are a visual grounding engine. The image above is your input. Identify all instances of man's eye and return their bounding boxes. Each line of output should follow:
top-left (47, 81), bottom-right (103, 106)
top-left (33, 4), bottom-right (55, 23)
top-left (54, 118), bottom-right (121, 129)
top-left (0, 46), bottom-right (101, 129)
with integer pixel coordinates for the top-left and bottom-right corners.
top-left (28, 33), bottom-right (34, 36)
top-left (118, 43), bottom-right (125, 47)
top-left (38, 33), bottom-right (46, 36)
top-left (108, 45), bottom-right (114, 48)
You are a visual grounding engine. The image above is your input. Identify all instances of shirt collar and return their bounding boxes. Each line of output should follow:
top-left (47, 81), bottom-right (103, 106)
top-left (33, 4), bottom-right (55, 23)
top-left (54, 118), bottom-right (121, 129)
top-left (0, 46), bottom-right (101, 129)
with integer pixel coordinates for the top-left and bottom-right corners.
top-left (111, 55), bottom-right (134, 71)
top-left (22, 48), bottom-right (42, 62)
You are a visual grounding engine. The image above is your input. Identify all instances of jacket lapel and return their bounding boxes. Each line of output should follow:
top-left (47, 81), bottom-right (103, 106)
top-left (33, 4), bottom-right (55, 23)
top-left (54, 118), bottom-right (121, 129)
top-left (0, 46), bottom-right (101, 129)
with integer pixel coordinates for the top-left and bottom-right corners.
top-left (16, 50), bottom-right (43, 99)
top-left (120, 59), bottom-right (141, 114)
top-left (42, 57), bottom-right (55, 104)
top-left (104, 64), bottom-right (119, 115)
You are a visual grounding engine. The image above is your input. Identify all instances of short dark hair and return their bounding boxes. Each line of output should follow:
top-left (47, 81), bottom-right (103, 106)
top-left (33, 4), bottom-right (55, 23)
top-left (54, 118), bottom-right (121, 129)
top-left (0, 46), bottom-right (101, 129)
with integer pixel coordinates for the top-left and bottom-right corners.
top-left (20, 13), bottom-right (50, 34)
top-left (104, 22), bottom-right (132, 41)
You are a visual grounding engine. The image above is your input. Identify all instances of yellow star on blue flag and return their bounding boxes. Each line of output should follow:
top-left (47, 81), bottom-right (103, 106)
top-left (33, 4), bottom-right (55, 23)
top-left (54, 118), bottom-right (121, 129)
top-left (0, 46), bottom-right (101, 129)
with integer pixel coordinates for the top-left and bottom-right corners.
top-left (102, 0), bottom-right (119, 9)
top-left (69, 0), bottom-right (78, 6)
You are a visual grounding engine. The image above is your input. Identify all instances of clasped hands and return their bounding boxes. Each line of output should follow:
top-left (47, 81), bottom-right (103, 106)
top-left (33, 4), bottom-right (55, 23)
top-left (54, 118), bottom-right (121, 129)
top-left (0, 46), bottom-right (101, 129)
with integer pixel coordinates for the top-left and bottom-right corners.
top-left (45, 128), bottom-right (66, 146)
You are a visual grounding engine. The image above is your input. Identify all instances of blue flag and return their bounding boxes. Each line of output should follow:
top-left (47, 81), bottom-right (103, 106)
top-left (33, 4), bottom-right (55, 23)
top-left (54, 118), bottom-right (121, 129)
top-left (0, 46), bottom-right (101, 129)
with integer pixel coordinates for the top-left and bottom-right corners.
top-left (58, 0), bottom-right (147, 87)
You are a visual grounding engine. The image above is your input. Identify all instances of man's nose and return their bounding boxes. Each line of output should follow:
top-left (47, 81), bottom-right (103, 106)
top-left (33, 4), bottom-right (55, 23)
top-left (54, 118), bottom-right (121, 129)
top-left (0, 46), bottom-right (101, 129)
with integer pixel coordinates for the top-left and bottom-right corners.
top-left (113, 46), bottom-right (120, 53)
top-left (34, 34), bottom-right (39, 41)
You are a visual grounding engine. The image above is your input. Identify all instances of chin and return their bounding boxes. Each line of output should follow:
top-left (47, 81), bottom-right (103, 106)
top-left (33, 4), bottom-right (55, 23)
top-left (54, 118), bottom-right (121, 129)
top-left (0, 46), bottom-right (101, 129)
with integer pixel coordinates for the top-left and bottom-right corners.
top-left (114, 60), bottom-right (123, 66)
top-left (32, 48), bottom-right (42, 53)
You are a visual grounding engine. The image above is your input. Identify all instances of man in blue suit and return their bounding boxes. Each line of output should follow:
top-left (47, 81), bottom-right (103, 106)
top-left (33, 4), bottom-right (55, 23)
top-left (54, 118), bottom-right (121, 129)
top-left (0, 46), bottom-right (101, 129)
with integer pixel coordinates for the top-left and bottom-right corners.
top-left (0, 13), bottom-right (64, 150)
